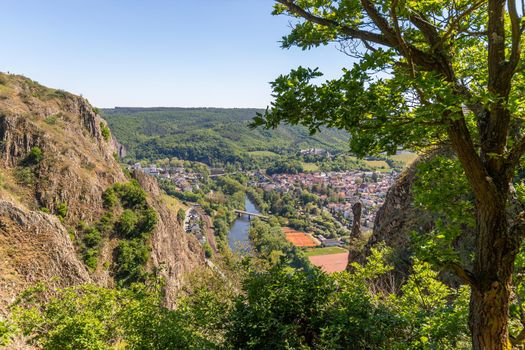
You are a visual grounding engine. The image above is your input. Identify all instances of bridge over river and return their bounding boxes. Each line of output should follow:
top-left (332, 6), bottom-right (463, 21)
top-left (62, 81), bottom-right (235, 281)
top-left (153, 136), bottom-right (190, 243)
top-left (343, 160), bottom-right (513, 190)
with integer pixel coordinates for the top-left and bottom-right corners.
top-left (234, 209), bottom-right (269, 220)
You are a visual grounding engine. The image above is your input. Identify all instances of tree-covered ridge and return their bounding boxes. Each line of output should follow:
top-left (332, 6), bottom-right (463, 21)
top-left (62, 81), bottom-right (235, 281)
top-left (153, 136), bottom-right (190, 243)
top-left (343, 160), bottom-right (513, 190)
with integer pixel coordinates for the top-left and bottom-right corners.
top-left (101, 107), bottom-right (351, 165)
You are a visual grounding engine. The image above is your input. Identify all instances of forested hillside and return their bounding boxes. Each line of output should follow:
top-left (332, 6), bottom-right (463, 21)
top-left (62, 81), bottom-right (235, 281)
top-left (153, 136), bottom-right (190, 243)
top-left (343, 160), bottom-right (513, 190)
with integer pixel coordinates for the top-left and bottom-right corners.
top-left (102, 107), bottom-right (350, 165)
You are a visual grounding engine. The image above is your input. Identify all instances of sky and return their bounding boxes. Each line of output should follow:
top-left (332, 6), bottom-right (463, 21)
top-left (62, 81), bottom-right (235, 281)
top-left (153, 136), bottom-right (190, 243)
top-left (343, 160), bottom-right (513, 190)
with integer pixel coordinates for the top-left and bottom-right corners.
top-left (1, 0), bottom-right (353, 108)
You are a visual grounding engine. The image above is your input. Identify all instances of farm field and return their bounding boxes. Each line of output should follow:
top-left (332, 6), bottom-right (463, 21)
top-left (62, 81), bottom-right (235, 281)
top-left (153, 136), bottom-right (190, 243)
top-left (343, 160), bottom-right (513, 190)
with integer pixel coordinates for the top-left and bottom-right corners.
top-left (248, 150), bottom-right (280, 157)
top-left (364, 160), bottom-right (390, 169)
top-left (308, 253), bottom-right (349, 273)
top-left (303, 246), bottom-right (348, 257)
top-left (390, 152), bottom-right (418, 166)
top-left (301, 162), bottom-right (320, 172)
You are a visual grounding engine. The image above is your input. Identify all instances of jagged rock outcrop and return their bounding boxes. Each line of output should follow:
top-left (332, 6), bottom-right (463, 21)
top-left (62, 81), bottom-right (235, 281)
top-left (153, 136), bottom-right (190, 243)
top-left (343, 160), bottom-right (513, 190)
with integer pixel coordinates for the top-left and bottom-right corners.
top-left (0, 74), bottom-right (125, 223)
top-left (0, 73), bottom-right (204, 313)
top-left (349, 154), bottom-right (434, 277)
top-left (133, 171), bottom-right (204, 307)
top-left (350, 149), bottom-right (475, 286)
top-left (0, 200), bottom-right (91, 312)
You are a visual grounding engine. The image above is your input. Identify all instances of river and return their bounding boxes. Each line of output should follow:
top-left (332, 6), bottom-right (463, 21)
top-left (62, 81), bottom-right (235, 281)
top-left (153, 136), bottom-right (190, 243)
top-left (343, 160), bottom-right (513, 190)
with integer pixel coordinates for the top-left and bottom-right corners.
top-left (228, 195), bottom-right (259, 253)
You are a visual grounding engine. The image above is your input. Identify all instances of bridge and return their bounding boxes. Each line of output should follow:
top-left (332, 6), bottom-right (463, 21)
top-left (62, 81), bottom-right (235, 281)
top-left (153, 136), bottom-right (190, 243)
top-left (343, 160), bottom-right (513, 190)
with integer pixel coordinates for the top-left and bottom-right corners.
top-left (234, 209), bottom-right (269, 220)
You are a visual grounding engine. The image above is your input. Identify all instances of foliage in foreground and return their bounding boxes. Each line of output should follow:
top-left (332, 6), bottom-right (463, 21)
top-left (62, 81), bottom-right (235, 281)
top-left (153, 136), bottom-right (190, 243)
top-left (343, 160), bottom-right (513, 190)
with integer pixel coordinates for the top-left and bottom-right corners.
top-left (4, 249), bottom-right (470, 350)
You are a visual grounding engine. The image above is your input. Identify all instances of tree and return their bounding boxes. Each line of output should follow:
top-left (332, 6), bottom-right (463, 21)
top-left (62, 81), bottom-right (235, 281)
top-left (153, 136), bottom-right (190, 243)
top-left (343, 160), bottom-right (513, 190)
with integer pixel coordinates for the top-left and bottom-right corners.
top-left (177, 208), bottom-right (186, 223)
top-left (253, 1), bottom-right (525, 348)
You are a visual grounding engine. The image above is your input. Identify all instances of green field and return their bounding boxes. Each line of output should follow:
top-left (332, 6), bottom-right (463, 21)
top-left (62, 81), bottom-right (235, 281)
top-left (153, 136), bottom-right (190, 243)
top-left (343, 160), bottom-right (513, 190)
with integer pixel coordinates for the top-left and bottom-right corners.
top-left (390, 152), bottom-right (418, 166)
top-left (303, 246), bottom-right (348, 257)
top-left (364, 160), bottom-right (390, 169)
top-left (248, 151), bottom-right (280, 157)
top-left (301, 162), bottom-right (320, 172)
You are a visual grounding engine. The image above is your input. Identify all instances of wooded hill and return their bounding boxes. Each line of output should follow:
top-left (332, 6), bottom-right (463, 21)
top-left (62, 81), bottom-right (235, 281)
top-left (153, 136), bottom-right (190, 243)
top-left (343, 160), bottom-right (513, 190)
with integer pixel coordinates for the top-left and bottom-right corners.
top-left (101, 107), bottom-right (350, 165)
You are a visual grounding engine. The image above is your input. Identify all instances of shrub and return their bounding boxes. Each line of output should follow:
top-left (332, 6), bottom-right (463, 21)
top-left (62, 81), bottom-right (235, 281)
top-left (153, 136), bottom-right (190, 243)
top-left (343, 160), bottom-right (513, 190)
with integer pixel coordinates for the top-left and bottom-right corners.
top-left (114, 239), bottom-right (150, 286)
top-left (100, 122), bottom-right (110, 141)
top-left (102, 187), bottom-right (118, 209)
top-left (56, 202), bottom-right (68, 219)
top-left (14, 167), bottom-right (35, 185)
top-left (177, 208), bottom-right (186, 223)
top-left (44, 115), bottom-right (57, 125)
top-left (203, 242), bottom-right (213, 259)
top-left (83, 227), bottom-right (102, 248)
top-left (137, 208), bottom-right (157, 236)
top-left (24, 146), bottom-right (43, 165)
top-left (84, 249), bottom-right (99, 270)
top-left (97, 212), bottom-right (114, 234)
top-left (115, 210), bottom-right (139, 238)
top-left (114, 181), bottom-right (147, 209)
top-left (82, 226), bottom-right (102, 270)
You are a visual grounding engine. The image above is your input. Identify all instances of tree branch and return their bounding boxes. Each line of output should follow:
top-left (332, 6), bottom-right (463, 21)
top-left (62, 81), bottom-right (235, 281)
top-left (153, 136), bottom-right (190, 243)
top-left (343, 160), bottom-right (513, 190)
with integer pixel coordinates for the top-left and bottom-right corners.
top-left (507, 0), bottom-right (522, 73)
top-left (276, 0), bottom-right (392, 47)
top-left (447, 117), bottom-right (500, 203)
top-left (446, 261), bottom-right (478, 288)
top-left (436, 1), bottom-right (485, 50)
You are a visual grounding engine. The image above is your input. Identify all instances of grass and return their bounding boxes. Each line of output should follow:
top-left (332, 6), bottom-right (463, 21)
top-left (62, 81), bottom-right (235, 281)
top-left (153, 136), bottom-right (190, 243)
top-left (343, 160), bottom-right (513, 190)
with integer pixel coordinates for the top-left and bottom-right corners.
top-left (301, 162), bottom-right (320, 172)
top-left (364, 160), bottom-right (390, 169)
top-left (248, 150), bottom-right (280, 157)
top-left (162, 194), bottom-right (187, 216)
top-left (390, 152), bottom-right (418, 166)
top-left (303, 246), bottom-right (348, 257)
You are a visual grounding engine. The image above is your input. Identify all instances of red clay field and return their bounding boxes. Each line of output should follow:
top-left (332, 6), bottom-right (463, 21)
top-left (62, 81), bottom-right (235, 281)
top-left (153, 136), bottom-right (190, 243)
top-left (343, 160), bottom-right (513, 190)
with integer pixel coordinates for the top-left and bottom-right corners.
top-left (282, 227), bottom-right (319, 247)
top-left (308, 252), bottom-right (349, 273)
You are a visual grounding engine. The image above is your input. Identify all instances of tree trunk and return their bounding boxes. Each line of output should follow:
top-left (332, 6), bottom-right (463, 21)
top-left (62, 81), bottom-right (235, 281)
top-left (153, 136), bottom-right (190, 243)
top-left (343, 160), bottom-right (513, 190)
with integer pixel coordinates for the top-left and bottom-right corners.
top-left (469, 196), bottom-right (518, 350)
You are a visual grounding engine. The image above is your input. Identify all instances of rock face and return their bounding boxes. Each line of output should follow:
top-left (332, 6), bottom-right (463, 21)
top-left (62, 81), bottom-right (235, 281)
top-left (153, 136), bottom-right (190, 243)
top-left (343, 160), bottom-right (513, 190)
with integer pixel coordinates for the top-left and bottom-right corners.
top-left (351, 149), bottom-right (474, 287)
top-left (350, 154), bottom-right (434, 278)
top-left (133, 171), bottom-right (204, 307)
top-left (0, 74), bottom-right (125, 223)
top-left (0, 73), bottom-right (203, 313)
top-left (0, 200), bottom-right (91, 312)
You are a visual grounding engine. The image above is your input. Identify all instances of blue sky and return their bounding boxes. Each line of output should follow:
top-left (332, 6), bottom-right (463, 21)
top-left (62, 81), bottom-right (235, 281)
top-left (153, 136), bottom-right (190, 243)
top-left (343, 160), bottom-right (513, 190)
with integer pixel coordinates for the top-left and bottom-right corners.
top-left (1, 0), bottom-right (352, 108)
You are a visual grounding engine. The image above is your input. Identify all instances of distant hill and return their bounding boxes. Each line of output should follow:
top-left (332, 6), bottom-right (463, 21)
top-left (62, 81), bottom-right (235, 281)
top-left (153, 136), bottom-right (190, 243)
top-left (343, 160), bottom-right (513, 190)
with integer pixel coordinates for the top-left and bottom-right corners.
top-left (101, 107), bottom-right (351, 166)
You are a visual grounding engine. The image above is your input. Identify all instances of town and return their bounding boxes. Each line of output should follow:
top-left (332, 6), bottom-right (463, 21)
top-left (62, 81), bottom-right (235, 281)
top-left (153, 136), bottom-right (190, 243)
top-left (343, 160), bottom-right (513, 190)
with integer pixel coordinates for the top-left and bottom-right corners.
top-left (130, 160), bottom-right (398, 256)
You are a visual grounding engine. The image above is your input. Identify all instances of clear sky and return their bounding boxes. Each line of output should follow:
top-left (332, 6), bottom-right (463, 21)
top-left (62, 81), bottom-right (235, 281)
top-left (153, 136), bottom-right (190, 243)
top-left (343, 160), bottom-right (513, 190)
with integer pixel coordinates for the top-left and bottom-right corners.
top-left (1, 0), bottom-right (353, 108)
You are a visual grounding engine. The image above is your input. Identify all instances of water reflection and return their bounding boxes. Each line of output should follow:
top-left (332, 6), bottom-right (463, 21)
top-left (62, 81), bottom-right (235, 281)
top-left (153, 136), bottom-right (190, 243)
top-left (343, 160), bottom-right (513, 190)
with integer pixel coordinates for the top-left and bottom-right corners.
top-left (228, 196), bottom-right (260, 254)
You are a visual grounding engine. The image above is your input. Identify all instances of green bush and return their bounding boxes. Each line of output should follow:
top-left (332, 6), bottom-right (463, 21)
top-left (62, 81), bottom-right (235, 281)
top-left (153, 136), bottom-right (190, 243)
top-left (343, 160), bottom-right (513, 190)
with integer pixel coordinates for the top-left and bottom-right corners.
top-left (44, 115), bottom-right (58, 125)
top-left (115, 239), bottom-right (150, 286)
top-left (14, 167), bottom-right (35, 185)
top-left (115, 209), bottom-right (139, 238)
top-left (102, 187), bottom-right (118, 209)
top-left (83, 227), bottom-right (102, 248)
top-left (100, 122), bottom-right (110, 141)
top-left (84, 249), bottom-right (99, 270)
top-left (81, 226), bottom-right (102, 270)
top-left (177, 208), bottom-right (186, 223)
top-left (56, 202), bottom-right (68, 219)
top-left (24, 146), bottom-right (43, 165)
top-left (114, 181), bottom-right (148, 209)
top-left (137, 208), bottom-right (157, 236)
top-left (203, 242), bottom-right (213, 259)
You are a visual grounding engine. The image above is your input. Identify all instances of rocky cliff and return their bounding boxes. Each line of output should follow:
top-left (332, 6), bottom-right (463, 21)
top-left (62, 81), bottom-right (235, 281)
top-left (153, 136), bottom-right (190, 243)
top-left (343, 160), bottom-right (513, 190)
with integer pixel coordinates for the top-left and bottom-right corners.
top-left (0, 73), bottom-right (203, 313)
top-left (351, 154), bottom-right (433, 276)
top-left (133, 170), bottom-right (204, 307)
top-left (352, 149), bottom-right (475, 286)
